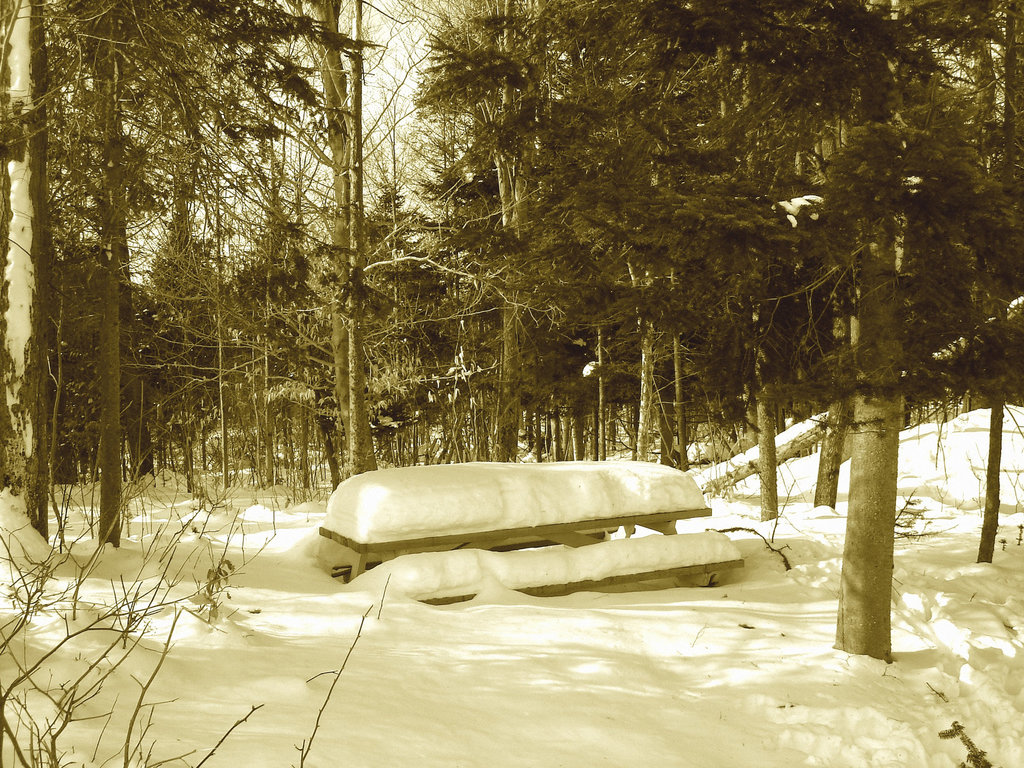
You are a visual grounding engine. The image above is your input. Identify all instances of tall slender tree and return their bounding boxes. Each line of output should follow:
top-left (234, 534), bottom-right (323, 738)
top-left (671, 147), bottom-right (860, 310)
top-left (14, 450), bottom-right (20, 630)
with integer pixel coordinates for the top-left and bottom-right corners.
top-left (1, 0), bottom-right (50, 536)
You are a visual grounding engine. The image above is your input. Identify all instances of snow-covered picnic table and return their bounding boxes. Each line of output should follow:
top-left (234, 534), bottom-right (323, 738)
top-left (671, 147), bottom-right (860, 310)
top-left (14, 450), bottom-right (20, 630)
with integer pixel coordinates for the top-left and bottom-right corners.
top-left (318, 461), bottom-right (743, 603)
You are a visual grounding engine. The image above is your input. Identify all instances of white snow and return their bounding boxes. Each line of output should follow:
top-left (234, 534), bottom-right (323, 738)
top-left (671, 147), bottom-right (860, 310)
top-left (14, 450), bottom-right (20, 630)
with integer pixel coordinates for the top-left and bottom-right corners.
top-left (3, 408), bottom-right (1024, 767)
top-left (777, 194), bottom-right (823, 227)
top-left (324, 461), bottom-right (708, 543)
top-left (348, 531), bottom-right (741, 602)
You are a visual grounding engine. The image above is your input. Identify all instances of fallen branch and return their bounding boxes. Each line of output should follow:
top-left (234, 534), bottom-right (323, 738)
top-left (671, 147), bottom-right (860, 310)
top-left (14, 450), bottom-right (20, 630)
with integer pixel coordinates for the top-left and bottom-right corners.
top-left (297, 605), bottom-right (373, 766)
top-left (698, 415), bottom-right (827, 496)
top-left (709, 527), bottom-right (792, 570)
top-left (193, 704), bottom-right (265, 768)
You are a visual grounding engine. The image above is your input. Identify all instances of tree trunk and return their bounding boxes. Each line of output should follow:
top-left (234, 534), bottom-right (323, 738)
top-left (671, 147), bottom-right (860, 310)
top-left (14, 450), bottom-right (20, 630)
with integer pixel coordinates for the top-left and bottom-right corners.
top-left (1, 0), bottom-right (49, 536)
top-left (636, 319), bottom-right (656, 461)
top-left (346, 0), bottom-right (377, 475)
top-left (814, 397), bottom-right (852, 509)
top-left (597, 327), bottom-right (606, 460)
top-left (495, 281), bottom-right (522, 461)
top-left (534, 410), bottom-right (544, 461)
top-left (835, 235), bottom-right (903, 662)
top-left (756, 392), bottom-right (779, 521)
top-left (673, 335), bottom-right (689, 470)
top-left (492, 0), bottom-right (529, 462)
top-left (658, 396), bottom-right (673, 467)
top-left (317, 413), bottom-right (342, 488)
top-left (311, 0), bottom-right (352, 472)
top-left (978, 7), bottom-right (1016, 564)
top-left (182, 419), bottom-right (194, 495)
top-left (217, 319), bottom-right (229, 489)
top-left (978, 401), bottom-right (1003, 562)
top-left (96, 7), bottom-right (125, 546)
top-left (300, 407), bottom-right (310, 491)
top-left (121, 247), bottom-right (149, 480)
top-left (264, 355), bottom-right (274, 485)
top-left (572, 404), bottom-right (585, 461)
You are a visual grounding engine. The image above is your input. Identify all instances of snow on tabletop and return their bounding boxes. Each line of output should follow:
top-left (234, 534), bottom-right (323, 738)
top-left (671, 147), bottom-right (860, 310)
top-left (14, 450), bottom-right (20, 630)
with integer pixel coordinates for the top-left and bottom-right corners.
top-left (347, 531), bottom-right (741, 602)
top-left (323, 461), bottom-right (708, 543)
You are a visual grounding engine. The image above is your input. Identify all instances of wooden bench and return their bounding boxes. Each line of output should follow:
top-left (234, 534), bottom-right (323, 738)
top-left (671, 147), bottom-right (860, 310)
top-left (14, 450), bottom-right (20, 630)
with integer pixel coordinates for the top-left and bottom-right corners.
top-left (318, 461), bottom-right (743, 600)
top-left (422, 557), bottom-right (744, 605)
top-left (319, 505), bottom-right (716, 581)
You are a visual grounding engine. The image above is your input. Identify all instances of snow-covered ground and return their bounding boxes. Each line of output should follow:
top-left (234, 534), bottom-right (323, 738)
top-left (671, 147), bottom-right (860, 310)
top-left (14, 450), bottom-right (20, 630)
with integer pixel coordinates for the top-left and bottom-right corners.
top-left (2, 408), bottom-right (1024, 767)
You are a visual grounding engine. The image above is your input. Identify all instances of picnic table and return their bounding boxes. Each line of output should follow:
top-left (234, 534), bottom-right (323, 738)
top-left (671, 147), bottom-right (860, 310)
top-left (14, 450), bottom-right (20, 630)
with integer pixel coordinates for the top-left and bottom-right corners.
top-left (318, 461), bottom-right (743, 601)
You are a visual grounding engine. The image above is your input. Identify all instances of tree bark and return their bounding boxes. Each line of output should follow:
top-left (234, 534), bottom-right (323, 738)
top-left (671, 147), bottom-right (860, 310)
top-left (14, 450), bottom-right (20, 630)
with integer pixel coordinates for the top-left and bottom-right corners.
top-left (345, 0), bottom-right (377, 475)
top-left (96, 7), bottom-right (125, 546)
top-left (597, 327), bottom-right (606, 460)
top-left (658, 392), bottom-right (673, 467)
top-left (1, 0), bottom-right (49, 536)
top-left (572, 403), bottom-right (585, 461)
top-left (311, 0), bottom-right (352, 470)
top-left (978, 401), bottom-right (1003, 562)
top-left (814, 397), bottom-right (852, 509)
top-left (636, 318), bottom-right (656, 461)
top-left (492, 0), bottom-right (530, 462)
top-left (835, 234), bottom-right (903, 662)
top-left (673, 335), bottom-right (689, 470)
top-left (756, 392), bottom-right (779, 521)
top-left (978, 6), bottom-right (1016, 564)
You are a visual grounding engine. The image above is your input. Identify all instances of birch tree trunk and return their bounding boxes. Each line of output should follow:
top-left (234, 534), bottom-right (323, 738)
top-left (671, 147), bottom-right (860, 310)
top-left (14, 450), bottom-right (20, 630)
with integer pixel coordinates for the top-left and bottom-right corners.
top-left (1, 0), bottom-right (49, 535)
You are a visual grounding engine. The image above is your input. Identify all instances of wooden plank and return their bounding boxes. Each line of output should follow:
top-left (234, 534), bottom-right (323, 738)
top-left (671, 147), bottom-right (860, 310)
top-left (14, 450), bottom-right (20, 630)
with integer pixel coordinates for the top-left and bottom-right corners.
top-left (546, 531), bottom-right (606, 548)
top-left (318, 507), bottom-right (712, 555)
top-left (423, 559), bottom-right (745, 605)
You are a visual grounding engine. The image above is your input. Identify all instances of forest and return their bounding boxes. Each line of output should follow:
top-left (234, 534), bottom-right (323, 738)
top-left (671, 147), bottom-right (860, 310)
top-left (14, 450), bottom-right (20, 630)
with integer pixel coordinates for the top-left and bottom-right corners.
top-left (3, 0), bottom-right (1024, 693)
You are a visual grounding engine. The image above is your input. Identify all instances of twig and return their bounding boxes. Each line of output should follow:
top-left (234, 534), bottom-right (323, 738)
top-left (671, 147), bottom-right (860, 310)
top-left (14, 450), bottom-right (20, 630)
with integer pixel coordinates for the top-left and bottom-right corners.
top-left (193, 704), bottom-right (265, 768)
top-left (377, 574), bottom-right (391, 620)
top-left (926, 682), bottom-right (949, 702)
top-left (298, 606), bottom-right (373, 766)
top-left (1, 713), bottom-right (33, 768)
top-left (709, 527), bottom-right (792, 570)
top-left (123, 609), bottom-right (181, 768)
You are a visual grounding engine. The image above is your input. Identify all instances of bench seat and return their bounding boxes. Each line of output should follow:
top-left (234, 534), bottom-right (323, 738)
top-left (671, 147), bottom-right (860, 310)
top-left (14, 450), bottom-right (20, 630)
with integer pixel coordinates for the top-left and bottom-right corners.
top-left (334, 531), bottom-right (744, 604)
top-left (319, 506), bottom-right (713, 580)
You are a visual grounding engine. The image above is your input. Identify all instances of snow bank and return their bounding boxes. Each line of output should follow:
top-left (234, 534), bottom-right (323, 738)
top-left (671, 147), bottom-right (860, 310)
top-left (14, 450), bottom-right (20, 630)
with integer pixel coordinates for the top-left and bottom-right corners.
top-left (0, 490), bottom-right (50, 564)
top-left (348, 531), bottom-right (741, 602)
top-left (324, 461), bottom-right (708, 543)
